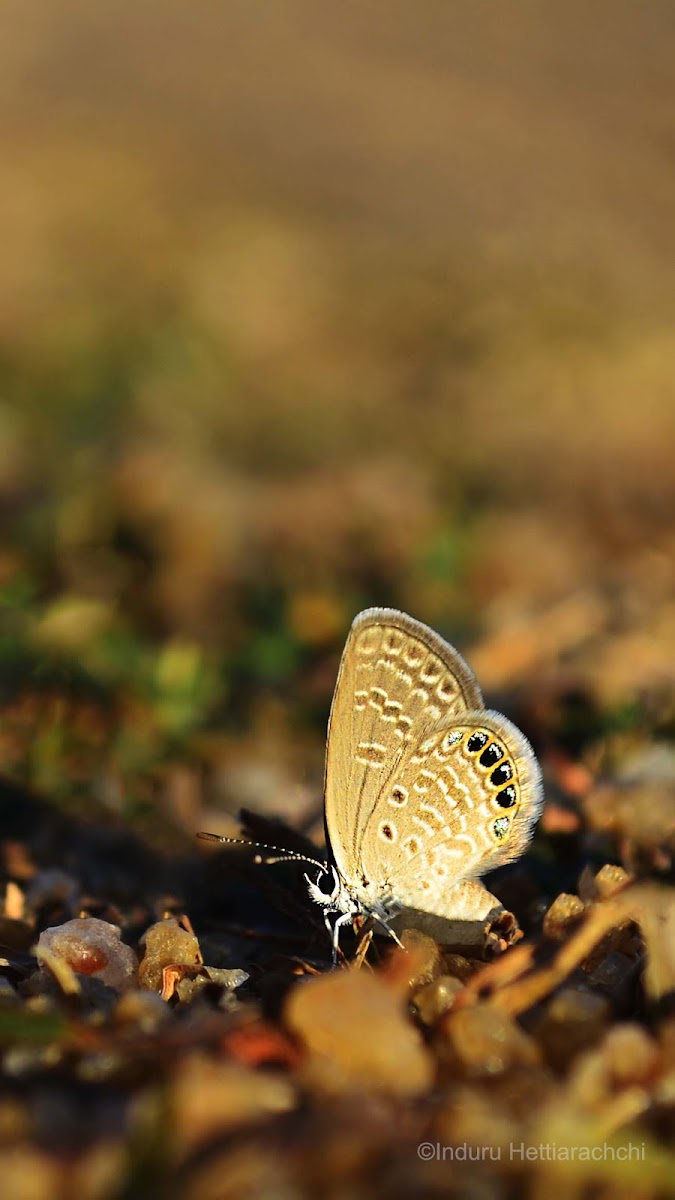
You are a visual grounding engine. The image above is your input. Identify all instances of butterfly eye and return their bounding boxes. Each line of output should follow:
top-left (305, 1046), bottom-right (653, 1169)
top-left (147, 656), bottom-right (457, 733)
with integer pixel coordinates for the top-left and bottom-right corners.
top-left (467, 731), bottom-right (489, 753)
top-left (314, 867), bottom-right (339, 897)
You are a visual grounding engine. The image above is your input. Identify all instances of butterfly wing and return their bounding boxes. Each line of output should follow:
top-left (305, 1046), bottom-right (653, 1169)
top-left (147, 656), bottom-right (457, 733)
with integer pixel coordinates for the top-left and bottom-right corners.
top-left (324, 608), bottom-right (484, 889)
top-left (357, 709), bottom-right (543, 918)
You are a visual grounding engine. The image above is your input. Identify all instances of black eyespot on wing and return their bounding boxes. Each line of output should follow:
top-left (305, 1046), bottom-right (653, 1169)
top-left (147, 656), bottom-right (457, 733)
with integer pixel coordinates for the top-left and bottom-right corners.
top-left (491, 761), bottom-right (513, 786)
top-left (480, 742), bottom-right (504, 767)
top-left (467, 731), bottom-right (489, 753)
top-left (496, 785), bottom-right (517, 808)
top-left (381, 824), bottom-right (394, 840)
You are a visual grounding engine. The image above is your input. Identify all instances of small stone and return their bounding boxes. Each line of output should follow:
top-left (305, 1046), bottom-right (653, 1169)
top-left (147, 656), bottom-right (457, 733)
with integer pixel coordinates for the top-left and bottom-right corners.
top-left (284, 969), bottom-right (434, 1096)
top-left (603, 1023), bottom-right (660, 1087)
top-left (138, 918), bottom-right (202, 993)
top-left (578, 864), bottom-right (632, 903)
top-left (433, 1083), bottom-right (521, 1151)
top-left (583, 951), bottom-right (638, 1006)
top-left (174, 966), bottom-right (248, 1006)
top-left (435, 1003), bottom-right (541, 1078)
top-left (169, 1054), bottom-right (295, 1156)
top-left (581, 923), bottom-right (641, 973)
top-left (203, 966), bottom-right (249, 991)
top-left (412, 975), bottom-right (463, 1025)
top-left (0, 1147), bottom-right (61, 1200)
top-left (397, 930), bottom-right (442, 989)
top-left (3, 1043), bottom-right (64, 1076)
top-left (535, 987), bottom-right (610, 1070)
top-left (114, 990), bottom-right (171, 1031)
top-left (36, 918), bottom-right (137, 993)
top-left (0, 977), bottom-right (20, 1007)
top-left (75, 1052), bottom-right (129, 1083)
top-left (594, 863), bottom-right (633, 899)
top-left (22, 994), bottom-right (58, 1016)
top-left (440, 953), bottom-right (478, 982)
top-left (568, 1023), bottom-right (660, 1108)
top-left (543, 893), bottom-right (587, 942)
top-left (174, 974), bottom-right (209, 1005)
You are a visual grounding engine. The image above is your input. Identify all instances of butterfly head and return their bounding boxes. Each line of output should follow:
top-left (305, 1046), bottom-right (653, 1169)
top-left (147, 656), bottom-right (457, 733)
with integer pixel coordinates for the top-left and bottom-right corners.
top-left (304, 862), bottom-right (343, 910)
top-left (305, 860), bottom-right (401, 925)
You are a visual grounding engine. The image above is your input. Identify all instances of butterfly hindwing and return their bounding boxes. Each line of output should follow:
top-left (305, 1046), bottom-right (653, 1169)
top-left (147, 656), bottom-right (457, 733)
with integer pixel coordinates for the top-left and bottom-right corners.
top-left (358, 709), bottom-right (543, 918)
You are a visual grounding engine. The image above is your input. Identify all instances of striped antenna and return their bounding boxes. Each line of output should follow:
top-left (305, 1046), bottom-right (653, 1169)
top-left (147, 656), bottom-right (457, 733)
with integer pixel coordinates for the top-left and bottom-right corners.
top-left (197, 831), bottom-right (329, 872)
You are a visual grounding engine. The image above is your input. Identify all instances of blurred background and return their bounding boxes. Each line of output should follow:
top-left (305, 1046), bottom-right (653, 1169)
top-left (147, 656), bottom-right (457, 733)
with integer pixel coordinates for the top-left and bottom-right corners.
top-left (1, 0), bottom-right (674, 846)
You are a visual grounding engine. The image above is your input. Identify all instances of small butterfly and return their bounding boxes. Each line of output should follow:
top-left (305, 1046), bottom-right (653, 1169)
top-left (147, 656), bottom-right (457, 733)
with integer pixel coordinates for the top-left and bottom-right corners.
top-left (200, 608), bottom-right (543, 961)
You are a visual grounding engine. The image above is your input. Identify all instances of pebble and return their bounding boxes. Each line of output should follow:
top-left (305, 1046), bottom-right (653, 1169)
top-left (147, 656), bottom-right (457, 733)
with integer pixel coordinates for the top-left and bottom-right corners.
top-left (412, 975), bottom-right (464, 1026)
top-left (36, 918), bottom-right (137, 993)
top-left (284, 968), bottom-right (434, 1096)
top-left (170, 1054), bottom-right (295, 1155)
top-left (435, 1003), bottom-right (541, 1078)
top-left (542, 893), bottom-right (587, 942)
top-left (138, 918), bottom-right (202, 992)
top-left (535, 987), bottom-right (610, 1070)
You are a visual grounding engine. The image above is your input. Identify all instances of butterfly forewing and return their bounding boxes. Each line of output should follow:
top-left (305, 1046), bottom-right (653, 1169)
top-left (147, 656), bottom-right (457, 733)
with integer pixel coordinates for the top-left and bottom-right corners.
top-left (324, 608), bottom-right (484, 888)
top-left (358, 709), bottom-right (542, 918)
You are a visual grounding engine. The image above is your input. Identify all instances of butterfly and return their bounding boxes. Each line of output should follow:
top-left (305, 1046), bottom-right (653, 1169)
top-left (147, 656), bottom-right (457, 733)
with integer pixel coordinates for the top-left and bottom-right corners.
top-left (200, 608), bottom-right (543, 961)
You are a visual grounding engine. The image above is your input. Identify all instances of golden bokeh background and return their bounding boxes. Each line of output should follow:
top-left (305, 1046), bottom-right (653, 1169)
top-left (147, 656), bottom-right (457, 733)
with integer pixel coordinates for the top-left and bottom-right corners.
top-left (1, 1), bottom-right (674, 831)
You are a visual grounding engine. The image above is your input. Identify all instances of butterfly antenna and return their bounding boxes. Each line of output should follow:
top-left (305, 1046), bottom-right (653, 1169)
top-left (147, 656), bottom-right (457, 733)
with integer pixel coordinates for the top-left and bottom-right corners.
top-left (197, 831), bottom-right (329, 873)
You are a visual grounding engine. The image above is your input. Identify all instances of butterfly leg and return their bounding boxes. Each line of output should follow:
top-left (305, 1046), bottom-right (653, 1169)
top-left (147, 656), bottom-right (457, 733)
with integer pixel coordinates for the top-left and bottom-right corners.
top-left (353, 926), bottom-right (373, 969)
top-left (377, 918), bottom-right (404, 950)
top-left (326, 912), bottom-right (354, 965)
top-left (322, 911), bottom-right (341, 965)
